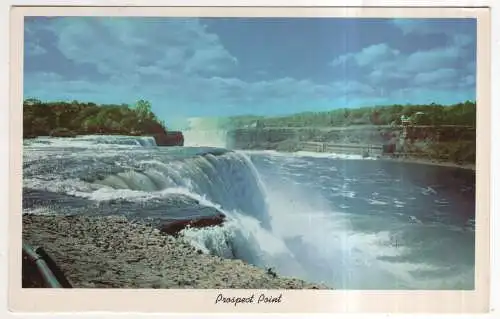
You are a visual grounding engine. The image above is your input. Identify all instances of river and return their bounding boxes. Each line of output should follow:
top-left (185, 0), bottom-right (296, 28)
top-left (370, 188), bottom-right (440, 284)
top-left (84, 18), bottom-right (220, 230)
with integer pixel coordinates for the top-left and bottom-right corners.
top-left (22, 134), bottom-right (475, 290)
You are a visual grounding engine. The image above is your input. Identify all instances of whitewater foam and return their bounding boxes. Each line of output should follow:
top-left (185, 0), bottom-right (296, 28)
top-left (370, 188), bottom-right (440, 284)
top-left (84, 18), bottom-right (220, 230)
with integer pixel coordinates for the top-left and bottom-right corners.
top-left (244, 149), bottom-right (378, 161)
top-left (180, 211), bottom-right (308, 279)
top-left (25, 135), bottom-right (158, 149)
top-left (38, 150), bottom-right (273, 229)
top-left (183, 117), bottom-right (228, 148)
top-left (22, 135), bottom-right (475, 290)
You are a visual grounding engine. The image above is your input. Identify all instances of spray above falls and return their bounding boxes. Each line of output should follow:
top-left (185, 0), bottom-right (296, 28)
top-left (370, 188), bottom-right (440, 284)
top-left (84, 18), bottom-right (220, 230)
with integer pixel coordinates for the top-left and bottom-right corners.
top-left (183, 117), bottom-right (231, 148)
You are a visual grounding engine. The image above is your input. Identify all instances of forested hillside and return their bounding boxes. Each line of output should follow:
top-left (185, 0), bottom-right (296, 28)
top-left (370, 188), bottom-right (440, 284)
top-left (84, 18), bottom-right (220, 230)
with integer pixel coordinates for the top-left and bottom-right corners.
top-left (23, 99), bottom-right (167, 138)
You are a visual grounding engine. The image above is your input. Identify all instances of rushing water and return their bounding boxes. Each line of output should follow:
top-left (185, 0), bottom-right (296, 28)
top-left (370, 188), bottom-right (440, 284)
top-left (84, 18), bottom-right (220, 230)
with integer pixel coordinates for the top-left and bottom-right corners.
top-left (22, 134), bottom-right (475, 290)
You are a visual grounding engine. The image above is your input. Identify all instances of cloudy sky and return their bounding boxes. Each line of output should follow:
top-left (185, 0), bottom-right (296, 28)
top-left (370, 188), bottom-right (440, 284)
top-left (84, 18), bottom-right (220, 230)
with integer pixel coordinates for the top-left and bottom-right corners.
top-left (24, 17), bottom-right (476, 120)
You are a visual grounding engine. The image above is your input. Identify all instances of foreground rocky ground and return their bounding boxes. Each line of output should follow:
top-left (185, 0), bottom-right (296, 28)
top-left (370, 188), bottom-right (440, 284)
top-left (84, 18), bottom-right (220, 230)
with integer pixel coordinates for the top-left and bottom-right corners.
top-left (22, 214), bottom-right (327, 289)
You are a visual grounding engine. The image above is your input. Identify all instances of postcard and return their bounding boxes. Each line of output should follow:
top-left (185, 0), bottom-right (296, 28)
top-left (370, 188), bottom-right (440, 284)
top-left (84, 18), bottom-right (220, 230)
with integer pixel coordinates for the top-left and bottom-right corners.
top-left (8, 5), bottom-right (491, 313)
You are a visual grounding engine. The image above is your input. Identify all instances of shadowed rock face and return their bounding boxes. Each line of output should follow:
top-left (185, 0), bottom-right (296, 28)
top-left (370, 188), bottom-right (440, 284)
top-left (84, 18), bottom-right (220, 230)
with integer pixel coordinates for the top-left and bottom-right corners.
top-left (159, 213), bottom-right (226, 236)
top-left (154, 131), bottom-right (184, 146)
top-left (226, 127), bottom-right (389, 150)
top-left (227, 126), bottom-right (475, 150)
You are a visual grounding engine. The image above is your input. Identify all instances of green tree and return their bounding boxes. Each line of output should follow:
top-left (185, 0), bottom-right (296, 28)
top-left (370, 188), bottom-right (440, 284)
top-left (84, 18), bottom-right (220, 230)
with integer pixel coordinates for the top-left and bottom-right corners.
top-left (23, 98), bottom-right (169, 138)
top-left (24, 98), bottom-right (42, 105)
top-left (134, 99), bottom-right (154, 121)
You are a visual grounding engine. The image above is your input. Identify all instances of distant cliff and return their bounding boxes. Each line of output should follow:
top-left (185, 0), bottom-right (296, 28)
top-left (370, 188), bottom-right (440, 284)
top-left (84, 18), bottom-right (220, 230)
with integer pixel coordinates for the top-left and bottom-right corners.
top-left (227, 126), bottom-right (388, 150)
top-left (23, 99), bottom-right (184, 146)
top-left (227, 125), bottom-right (475, 164)
top-left (226, 100), bottom-right (476, 165)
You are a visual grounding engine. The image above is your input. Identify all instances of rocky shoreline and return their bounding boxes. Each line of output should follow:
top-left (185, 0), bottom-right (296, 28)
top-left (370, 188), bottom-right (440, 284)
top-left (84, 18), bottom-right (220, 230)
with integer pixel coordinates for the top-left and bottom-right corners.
top-left (22, 214), bottom-right (328, 289)
top-left (378, 155), bottom-right (476, 171)
top-left (242, 145), bottom-right (475, 171)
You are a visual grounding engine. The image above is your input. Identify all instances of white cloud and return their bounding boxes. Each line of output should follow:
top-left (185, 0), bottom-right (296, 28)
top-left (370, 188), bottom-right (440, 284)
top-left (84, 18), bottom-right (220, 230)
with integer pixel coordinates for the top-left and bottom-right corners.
top-left (330, 54), bottom-right (354, 68)
top-left (330, 43), bottom-right (399, 68)
top-left (332, 42), bottom-right (465, 73)
top-left (414, 68), bottom-right (458, 85)
top-left (24, 17), bottom-right (477, 115)
top-left (25, 42), bottom-right (47, 56)
top-left (453, 34), bottom-right (474, 47)
top-left (335, 19), bottom-right (476, 90)
top-left (403, 46), bottom-right (463, 72)
top-left (354, 43), bottom-right (400, 66)
top-left (46, 17), bottom-right (238, 79)
top-left (330, 37), bottom-right (473, 93)
top-left (24, 22), bottom-right (51, 56)
top-left (25, 64), bottom-right (379, 112)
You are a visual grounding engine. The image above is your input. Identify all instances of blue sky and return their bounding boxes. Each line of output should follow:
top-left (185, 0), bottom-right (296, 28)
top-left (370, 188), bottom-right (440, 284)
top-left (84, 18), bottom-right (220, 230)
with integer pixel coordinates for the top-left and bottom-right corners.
top-left (24, 17), bottom-right (476, 120)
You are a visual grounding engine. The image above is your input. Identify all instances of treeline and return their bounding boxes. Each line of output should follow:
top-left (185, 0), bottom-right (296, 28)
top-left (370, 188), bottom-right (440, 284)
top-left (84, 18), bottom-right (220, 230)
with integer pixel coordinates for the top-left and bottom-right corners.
top-left (229, 101), bottom-right (476, 128)
top-left (23, 98), bottom-right (168, 138)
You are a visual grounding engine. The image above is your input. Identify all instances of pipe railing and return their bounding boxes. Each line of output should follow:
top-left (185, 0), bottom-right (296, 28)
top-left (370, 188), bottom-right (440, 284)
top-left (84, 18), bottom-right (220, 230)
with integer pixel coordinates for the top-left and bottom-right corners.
top-left (22, 243), bottom-right (72, 288)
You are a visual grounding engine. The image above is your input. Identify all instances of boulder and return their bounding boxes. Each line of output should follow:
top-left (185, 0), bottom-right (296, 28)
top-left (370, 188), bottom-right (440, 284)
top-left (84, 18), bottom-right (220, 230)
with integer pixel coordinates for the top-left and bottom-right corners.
top-left (159, 213), bottom-right (225, 236)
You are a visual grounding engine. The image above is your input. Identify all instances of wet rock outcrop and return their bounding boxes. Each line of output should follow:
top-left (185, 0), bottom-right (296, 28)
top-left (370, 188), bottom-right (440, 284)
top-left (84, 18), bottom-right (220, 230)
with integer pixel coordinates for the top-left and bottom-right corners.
top-left (154, 131), bottom-right (184, 146)
top-left (159, 213), bottom-right (226, 236)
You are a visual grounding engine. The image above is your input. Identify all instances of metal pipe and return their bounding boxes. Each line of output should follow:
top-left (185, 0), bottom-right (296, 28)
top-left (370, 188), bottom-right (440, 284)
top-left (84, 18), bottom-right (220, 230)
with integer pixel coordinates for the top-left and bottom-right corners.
top-left (35, 247), bottom-right (72, 288)
top-left (23, 243), bottom-right (62, 288)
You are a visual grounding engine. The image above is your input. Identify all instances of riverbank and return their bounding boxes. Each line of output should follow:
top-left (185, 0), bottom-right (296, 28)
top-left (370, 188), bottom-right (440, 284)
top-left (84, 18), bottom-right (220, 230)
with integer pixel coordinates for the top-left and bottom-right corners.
top-left (241, 146), bottom-right (475, 171)
top-left (377, 155), bottom-right (476, 171)
top-left (292, 150), bottom-right (476, 170)
top-left (22, 214), bottom-right (328, 289)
